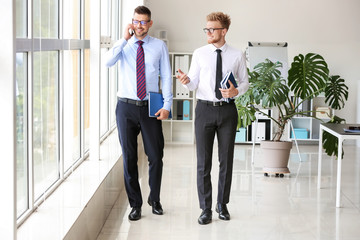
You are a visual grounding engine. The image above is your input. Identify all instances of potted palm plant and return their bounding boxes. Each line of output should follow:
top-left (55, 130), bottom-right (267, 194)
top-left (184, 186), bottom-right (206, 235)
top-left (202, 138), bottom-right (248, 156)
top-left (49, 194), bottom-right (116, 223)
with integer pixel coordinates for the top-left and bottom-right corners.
top-left (236, 53), bottom-right (349, 176)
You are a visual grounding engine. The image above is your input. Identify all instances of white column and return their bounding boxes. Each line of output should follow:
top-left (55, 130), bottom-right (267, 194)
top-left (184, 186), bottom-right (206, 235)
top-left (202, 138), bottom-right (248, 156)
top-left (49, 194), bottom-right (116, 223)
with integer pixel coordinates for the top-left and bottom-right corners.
top-left (357, 80), bottom-right (360, 147)
top-left (90, 0), bottom-right (101, 161)
top-left (0, 0), bottom-right (16, 239)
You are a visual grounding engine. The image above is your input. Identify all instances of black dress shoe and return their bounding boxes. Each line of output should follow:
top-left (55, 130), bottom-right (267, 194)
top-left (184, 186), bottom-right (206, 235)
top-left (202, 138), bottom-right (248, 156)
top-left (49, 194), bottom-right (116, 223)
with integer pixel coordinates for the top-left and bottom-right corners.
top-left (198, 208), bottom-right (212, 225)
top-left (215, 203), bottom-right (230, 220)
top-left (128, 207), bottom-right (141, 221)
top-left (147, 197), bottom-right (163, 215)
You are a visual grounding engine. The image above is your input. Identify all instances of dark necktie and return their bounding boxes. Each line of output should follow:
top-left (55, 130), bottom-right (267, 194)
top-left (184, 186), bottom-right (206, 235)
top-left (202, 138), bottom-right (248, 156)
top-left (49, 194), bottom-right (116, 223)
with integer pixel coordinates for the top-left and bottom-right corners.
top-left (136, 41), bottom-right (146, 100)
top-left (215, 49), bottom-right (222, 99)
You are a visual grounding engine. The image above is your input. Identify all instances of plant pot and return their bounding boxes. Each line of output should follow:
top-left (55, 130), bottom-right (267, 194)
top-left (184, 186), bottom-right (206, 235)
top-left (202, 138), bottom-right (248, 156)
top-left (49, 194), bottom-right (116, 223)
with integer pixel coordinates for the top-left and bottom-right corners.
top-left (260, 140), bottom-right (293, 174)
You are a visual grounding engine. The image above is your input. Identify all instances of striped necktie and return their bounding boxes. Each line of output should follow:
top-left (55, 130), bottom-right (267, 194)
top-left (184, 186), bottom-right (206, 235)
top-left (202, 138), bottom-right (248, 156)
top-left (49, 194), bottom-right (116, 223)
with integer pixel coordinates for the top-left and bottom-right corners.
top-left (136, 41), bottom-right (146, 100)
top-left (215, 49), bottom-right (222, 100)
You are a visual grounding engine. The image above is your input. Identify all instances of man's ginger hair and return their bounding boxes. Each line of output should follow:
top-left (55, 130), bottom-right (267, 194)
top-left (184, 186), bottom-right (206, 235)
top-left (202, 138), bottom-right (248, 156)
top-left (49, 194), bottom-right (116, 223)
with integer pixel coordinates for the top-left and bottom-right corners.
top-left (206, 12), bottom-right (231, 30)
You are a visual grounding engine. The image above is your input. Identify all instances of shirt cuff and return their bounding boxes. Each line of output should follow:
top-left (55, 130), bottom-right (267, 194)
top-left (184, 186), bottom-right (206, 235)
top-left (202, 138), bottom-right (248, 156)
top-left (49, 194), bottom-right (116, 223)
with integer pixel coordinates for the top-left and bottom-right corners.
top-left (163, 101), bottom-right (172, 112)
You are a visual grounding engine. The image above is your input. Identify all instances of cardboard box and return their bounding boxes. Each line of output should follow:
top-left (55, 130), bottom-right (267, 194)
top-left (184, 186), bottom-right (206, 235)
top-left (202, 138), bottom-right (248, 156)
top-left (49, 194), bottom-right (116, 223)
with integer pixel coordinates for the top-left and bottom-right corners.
top-left (316, 107), bottom-right (331, 118)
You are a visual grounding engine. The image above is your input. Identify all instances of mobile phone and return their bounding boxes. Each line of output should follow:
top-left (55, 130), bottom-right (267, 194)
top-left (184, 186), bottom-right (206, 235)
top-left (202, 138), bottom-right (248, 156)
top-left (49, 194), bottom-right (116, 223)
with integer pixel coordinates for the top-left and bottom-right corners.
top-left (129, 29), bottom-right (134, 36)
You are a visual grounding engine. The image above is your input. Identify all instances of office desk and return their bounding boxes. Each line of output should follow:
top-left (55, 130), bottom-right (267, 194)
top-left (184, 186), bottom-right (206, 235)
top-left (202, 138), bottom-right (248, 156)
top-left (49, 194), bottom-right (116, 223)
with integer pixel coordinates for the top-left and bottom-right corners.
top-left (317, 123), bottom-right (360, 207)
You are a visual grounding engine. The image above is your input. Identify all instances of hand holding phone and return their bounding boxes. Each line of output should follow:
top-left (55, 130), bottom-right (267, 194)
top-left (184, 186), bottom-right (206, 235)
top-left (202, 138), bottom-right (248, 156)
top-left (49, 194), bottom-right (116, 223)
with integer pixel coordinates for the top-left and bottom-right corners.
top-left (124, 24), bottom-right (134, 40)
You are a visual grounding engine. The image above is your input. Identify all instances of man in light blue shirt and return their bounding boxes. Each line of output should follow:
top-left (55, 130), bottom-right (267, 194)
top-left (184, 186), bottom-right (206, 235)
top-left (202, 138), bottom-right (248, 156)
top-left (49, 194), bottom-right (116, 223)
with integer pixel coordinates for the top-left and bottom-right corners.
top-left (105, 5), bottom-right (172, 221)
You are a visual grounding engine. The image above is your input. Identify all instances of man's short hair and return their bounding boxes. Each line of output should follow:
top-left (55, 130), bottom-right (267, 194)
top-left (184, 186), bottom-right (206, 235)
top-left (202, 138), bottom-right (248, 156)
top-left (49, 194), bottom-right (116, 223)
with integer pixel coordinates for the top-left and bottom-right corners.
top-left (134, 6), bottom-right (151, 20)
top-left (206, 12), bottom-right (231, 30)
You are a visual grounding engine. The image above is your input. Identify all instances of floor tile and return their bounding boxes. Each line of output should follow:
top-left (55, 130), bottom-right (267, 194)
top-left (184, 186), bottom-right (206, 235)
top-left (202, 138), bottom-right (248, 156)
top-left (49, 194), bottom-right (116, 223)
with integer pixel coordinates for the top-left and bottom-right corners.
top-left (97, 143), bottom-right (360, 240)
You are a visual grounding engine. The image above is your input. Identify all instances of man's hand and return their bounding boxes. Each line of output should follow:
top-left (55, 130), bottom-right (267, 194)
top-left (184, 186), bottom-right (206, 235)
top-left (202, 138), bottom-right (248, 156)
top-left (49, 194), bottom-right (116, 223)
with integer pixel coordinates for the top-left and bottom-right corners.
top-left (155, 108), bottom-right (170, 120)
top-left (219, 80), bottom-right (239, 99)
top-left (176, 69), bottom-right (190, 85)
top-left (124, 24), bottom-right (134, 41)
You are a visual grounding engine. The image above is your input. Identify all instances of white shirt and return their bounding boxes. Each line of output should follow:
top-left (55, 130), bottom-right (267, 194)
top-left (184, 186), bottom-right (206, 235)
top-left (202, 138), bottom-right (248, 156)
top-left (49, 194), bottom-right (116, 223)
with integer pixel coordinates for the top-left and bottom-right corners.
top-left (185, 43), bottom-right (249, 102)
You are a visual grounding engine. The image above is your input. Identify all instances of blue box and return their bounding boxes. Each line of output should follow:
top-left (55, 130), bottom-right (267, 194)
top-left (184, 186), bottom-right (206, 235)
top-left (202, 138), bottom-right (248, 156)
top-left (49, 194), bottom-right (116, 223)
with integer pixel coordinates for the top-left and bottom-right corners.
top-left (291, 128), bottom-right (309, 139)
top-left (235, 128), bottom-right (247, 142)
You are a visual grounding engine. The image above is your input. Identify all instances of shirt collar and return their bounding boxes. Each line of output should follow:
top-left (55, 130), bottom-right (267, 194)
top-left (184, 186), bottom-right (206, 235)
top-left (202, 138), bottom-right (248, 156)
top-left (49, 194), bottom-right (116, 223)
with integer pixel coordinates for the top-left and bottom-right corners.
top-left (209, 43), bottom-right (228, 53)
top-left (131, 35), bottom-right (150, 45)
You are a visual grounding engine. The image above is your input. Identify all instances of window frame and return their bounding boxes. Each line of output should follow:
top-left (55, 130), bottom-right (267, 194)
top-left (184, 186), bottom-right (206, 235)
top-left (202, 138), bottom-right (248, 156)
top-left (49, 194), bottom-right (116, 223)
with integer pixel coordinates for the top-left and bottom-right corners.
top-left (14, 0), bottom-right (124, 226)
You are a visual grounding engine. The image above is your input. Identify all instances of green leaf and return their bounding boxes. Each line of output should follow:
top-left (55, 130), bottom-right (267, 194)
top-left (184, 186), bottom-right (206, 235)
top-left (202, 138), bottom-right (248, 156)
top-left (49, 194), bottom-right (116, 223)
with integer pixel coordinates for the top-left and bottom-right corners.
top-left (251, 59), bottom-right (289, 108)
top-left (236, 53), bottom-right (349, 149)
top-left (325, 75), bottom-right (349, 110)
top-left (236, 98), bottom-right (256, 129)
top-left (323, 131), bottom-right (340, 157)
top-left (288, 53), bottom-right (329, 99)
top-left (322, 116), bottom-right (346, 158)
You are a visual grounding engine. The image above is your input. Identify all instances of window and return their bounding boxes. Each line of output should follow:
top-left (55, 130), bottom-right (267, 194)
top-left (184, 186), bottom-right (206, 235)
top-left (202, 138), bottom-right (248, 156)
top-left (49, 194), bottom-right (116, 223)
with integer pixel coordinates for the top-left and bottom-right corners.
top-left (33, 51), bottom-right (59, 200)
top-left (63, 50), bottom-right (81, 171)
top-left (33, 0), bottom-right (59, 38)
top-left (83, 0), bottom-right (90, 151)
top-left (63, 0), bottom-right (80, 39)
top-left (100, 48), bottom-right (109, 136)
top-left (16, 0), bottom-right (27, 38)
top-left (109, 64), bottom-right (117, 126)
top-left (84, 0), bottom-right (90, 40)
top-left (16, 53), bottom-right (28, 218)
top-left (84, 49), bottom-right (91, 152)
top-left (100, 0), bottom-right (121, 137)
top-left (109, 0), bottom-right (121, 127)
top-left (32, 0), bottom-right (60, 202)
top-left (15, 0), bottom-right (121, 224)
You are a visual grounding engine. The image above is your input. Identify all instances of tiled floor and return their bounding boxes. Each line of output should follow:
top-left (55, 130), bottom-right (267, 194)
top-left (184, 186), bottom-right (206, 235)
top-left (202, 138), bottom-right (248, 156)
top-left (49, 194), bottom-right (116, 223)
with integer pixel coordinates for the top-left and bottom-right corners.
top-left (97, 142), bottom-right (360, 240)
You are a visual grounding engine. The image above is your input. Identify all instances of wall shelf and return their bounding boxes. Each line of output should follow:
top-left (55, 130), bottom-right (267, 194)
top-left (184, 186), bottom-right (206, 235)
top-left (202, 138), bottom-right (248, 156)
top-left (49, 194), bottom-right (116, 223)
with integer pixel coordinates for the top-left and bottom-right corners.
top-left (163, 52), bottom-right (195, 144)
top-left (288, 96), bottom-right (333, 141)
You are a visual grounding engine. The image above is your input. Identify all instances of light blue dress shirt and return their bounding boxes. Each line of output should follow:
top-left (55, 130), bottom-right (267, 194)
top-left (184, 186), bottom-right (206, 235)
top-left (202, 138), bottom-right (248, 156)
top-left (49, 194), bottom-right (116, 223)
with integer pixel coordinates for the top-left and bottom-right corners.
top-left (105, 35), bottom-right (173, 111)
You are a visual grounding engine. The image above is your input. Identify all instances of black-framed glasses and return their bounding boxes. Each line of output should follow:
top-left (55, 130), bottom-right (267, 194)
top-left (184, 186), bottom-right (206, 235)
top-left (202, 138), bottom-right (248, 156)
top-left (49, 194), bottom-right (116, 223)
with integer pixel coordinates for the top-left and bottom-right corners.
top-left (132, 19), bottom-right (150, 25)
top-left (203, 28), bottom-right (224, 33)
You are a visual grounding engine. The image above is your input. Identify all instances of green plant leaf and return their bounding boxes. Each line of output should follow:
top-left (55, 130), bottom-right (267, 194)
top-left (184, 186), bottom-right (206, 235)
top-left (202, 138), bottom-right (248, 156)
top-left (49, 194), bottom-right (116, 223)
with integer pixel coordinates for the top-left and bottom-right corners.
top-left (251, 59), bottom-right (289, 108)
top-left (288, 53), bottom-right (329, 99)
top-left (325, 75), bottom-right (349, 110)
top-left (253, 60), bottom-right (282, 81)
top-left (323, 131), bottom-right (340, 157)
top-left (322, 116), bottom-right (346, 158)
top-left (236, 101), bottom-right (256, 129)
top-left (236, 53), bottom-right (348, 154)
top-left (237, 86), bottom-right (255, 106)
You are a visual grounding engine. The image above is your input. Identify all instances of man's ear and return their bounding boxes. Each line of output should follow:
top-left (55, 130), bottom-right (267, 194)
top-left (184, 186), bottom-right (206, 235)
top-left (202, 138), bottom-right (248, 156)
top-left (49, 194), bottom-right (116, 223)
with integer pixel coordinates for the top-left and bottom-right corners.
top-left (222, 28), bottom-right (228, 36)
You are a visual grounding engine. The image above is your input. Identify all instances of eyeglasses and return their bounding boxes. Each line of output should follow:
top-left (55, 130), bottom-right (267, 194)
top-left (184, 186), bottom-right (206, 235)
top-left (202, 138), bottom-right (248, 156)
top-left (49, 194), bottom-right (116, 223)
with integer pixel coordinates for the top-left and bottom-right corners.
top-left (203, 28), bottom-right (224, 34)
top-left (132, 19), bottom-right (150, 25)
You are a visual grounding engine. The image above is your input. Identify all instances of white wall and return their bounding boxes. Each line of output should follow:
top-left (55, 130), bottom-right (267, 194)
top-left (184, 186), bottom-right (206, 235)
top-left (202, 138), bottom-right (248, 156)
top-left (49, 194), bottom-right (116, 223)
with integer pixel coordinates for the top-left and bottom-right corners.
top-left (121, 0), bottom-right (144, 36)
top-left (145, 0), bottom-right (360, 123)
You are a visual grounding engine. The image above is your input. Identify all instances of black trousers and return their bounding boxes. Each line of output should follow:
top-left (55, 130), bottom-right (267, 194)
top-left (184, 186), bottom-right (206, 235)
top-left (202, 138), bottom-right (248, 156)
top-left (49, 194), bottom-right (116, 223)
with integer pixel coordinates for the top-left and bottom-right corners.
top-left (195, 101), bottom-right (238, 210)
top-left (115, 100), bottom-right (164, 208)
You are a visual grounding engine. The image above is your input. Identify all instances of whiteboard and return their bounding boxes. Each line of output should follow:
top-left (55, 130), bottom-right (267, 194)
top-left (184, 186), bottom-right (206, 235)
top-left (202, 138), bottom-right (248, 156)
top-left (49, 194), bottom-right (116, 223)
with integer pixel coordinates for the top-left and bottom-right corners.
top-left (246, 41), bottom-right (288, 80)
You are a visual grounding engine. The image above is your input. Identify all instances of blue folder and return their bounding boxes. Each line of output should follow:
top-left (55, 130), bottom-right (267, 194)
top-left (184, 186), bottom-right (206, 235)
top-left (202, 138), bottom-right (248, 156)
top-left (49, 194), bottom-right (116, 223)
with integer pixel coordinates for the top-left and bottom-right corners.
top-left (183, 100), bottom-right (190, 120)
top-left (220, 72), bottom-right (238, 102)
top-left (148, 92), bottom-right (172, 119)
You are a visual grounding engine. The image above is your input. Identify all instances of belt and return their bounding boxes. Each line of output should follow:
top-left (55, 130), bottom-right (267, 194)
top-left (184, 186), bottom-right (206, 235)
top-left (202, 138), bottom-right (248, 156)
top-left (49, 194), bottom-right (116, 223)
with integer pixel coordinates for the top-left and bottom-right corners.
top-left (118, 98), bottom-right (148, 106)
top-left (197, 99), bottom-right (234, 106)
